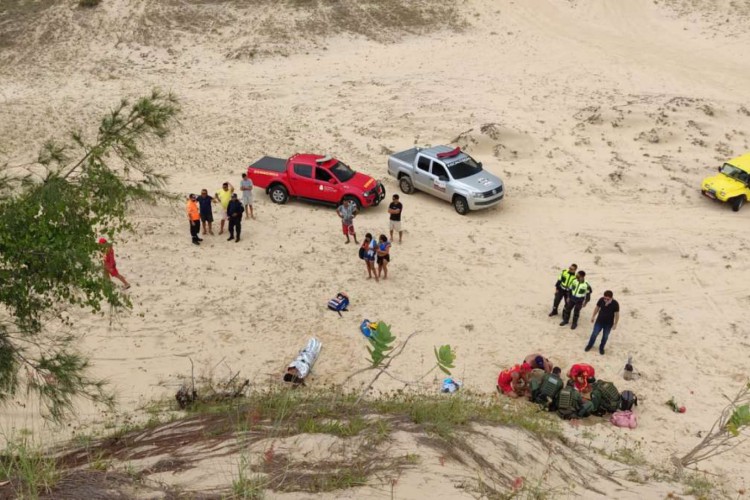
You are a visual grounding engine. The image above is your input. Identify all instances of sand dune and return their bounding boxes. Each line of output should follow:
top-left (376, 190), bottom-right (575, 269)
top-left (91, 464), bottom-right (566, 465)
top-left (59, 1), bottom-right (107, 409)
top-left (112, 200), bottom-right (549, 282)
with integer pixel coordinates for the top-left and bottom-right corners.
top-left (1, 0), bottom-right (750, 496)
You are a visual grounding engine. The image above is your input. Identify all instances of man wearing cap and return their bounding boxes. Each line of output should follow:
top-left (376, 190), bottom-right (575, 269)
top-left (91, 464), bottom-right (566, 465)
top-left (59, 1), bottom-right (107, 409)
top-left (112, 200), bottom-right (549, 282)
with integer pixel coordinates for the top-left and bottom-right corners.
top-left (496, 362), bottom-right (532, 398)
top-left (215, 181), bottom-right (234, 235)
top-left (523, 354), bottom-right (553, 373)
top-left (186, 194), bottom-right (202, 245)
top-left (98, 238), bottom-right (130, 289)
top-left (226, 193), bottom-right (244, 242)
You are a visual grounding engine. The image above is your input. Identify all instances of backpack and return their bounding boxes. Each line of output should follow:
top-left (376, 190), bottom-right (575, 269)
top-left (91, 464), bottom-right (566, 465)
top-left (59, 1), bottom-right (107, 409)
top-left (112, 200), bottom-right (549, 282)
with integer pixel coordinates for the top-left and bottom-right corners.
top-left (593, 380), bottom-right (621, 414)
top-left (620, 390), bottom-right (638, 411)
top-left (533, 374), bottom-right (563, 410)
top-left (327, 293), bottom-right (349, 317)
top-left (610, 410), bottom-right (638, 429)
top-left (556, 387), bottom-right (578, 420)
top-left (358, 246), bottom-right (366, 260)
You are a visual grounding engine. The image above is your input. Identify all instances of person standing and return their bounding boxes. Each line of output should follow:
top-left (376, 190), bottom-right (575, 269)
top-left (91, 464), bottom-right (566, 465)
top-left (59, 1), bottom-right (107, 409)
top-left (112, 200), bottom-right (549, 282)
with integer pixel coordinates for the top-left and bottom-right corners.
top-left (337, 199), bottom-right (358, 244)
top-left (240, 173), bottom-right (254, 220)
top-left (98, 238), bottom-right (131, 289)
top-left (359, 233), bottom-right (378, 281)
top-left (186, 194), bottom-right (202, 245)
top-left (560, 270), bottom-right (592, 330)
top-left (197, 189), bottom-right (216, 235)
top-left (585, 290), bottom-right (620, 355)
top-left (376, 234), bottom-right (391, 280)
top-left (388, 194), bottom-right (403, 243)
top-left (549, 263), bottom-right (577, 317)
top-left (215, 181), bottom-right (234, 235)
top-left (226, 193), bottom-right (244, 242)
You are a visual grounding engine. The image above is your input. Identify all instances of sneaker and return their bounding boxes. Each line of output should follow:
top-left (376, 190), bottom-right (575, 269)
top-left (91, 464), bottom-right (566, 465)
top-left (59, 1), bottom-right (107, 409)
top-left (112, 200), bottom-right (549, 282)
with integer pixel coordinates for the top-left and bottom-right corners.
top-left (192, 240), bottom-right (200, 245)
top-left (559, 321), bottom-right (568, 327)
top-left (571, 323), bottom-right (578, 330)
top-left (235, 237), bottom-right (240, 243)
top-left (197, 237), bottom-right (204, 242)
top-left (227, 236), bottom-right (234, 241)
top-left (599, 348), bottom-right (605, 355)
top-left (584, 345), bottom-right (592, 352)
top-left (548, 310), bottom-right (558, 317)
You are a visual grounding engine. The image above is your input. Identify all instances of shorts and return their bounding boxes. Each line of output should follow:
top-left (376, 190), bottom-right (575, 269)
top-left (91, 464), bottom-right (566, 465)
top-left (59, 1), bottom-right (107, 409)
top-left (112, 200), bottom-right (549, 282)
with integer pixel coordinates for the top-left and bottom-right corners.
top-left (389, 220), bottom-right (402, 231)
top-left (106, 266), bottom-right (120, 278)
top-left (221, 208), bottom-right (229, 221)
top-left (377, 254), bottom-right (390, 265)
top-left (242, 193), bottom-right (253, 206)
top-left (366, 251), bottom-right (376, 263)
top-left (201, 212), bottom-right (213, 223)
top-left (342, 223), bottom-right (355, 236)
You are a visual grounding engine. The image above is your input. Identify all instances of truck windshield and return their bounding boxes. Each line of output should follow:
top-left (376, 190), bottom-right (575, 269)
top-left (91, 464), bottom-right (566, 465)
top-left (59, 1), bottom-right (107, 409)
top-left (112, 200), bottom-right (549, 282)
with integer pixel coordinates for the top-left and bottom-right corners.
top-left (720, 163), bottom-right (750, 183)
top-left (447, 158), bottom-right (482, 179)
top-left (330, 161), bottom-right (356, 182)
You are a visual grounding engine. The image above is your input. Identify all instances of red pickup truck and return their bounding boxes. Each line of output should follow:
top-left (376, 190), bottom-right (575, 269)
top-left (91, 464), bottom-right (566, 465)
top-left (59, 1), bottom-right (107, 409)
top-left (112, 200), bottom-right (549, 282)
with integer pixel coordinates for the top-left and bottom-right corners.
top-left (247, 154), bottom-right (386, 209)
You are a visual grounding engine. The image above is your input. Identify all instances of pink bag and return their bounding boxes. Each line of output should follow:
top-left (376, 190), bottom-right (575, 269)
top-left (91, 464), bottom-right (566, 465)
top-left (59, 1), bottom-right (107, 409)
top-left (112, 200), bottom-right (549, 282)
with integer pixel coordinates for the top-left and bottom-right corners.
top-left (610, 410), bottom-right (637, 429)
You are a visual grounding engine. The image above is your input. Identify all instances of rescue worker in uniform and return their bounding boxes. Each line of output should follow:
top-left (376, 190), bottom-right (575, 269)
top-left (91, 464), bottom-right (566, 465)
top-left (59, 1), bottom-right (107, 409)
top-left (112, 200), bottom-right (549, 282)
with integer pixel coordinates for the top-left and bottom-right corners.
top-left (555, 379), bottom-right (584, 419)
top-left (549, 263), bottom-right (577, 317)
top-left (560, 270), bottom-right (592, 330)
top-left (531, 366), bottom-right (564, 410)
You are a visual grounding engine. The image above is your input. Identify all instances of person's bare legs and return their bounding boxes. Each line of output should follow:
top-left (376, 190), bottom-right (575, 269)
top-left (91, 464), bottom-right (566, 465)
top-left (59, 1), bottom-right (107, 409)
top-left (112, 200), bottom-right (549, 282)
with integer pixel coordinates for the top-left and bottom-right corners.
top-left (202, 220), bottom-right (208, 235)
top-left (219, 218), bottom-right (225, 235)
top-left (398, 231), bottom-right (403, 244)
top-left (352, 231), bottom-right (358, 245)
top-left (390, 229), bottom-right (394, 242)
top-left (382, 261), bottom-right (388, 280)
top-left (208, 221), bottom-right (214, 235)
top-left (114, 274), bottom-right (130, 289)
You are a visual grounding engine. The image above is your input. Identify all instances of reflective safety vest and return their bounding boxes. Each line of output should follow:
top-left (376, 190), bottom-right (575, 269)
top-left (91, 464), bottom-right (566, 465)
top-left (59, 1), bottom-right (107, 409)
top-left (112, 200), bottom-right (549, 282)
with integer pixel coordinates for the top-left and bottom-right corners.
top-left (540, 374), bottom-right (564, 399)
top-left (570, 279), bottom-right (592, 299)
top-left (558, 269), bottom-right (576, 290)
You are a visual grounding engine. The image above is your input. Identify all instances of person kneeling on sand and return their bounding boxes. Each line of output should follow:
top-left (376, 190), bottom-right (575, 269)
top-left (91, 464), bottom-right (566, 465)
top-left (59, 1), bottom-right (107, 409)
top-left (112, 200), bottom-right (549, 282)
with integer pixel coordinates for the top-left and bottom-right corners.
top-left (496, 362), bottom-right (531, 398)
top-left (556, 379), bottom-right (585, 420)
top-left (568, 363), bottom-right (596, 393)
top-left (524, 354), bottom-right (553, 373)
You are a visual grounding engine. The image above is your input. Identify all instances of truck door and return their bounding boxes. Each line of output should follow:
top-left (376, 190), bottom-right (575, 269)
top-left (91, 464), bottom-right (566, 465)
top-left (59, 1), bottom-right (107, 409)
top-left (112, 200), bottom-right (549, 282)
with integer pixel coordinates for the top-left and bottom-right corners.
top-left (291, 163), bottom-right (316, 198)
top-left (429, 162), bottom-right (452, 201)
top-left (312, 166), bottom-right (340, 203)
top-left (413, 155), bottom-right (433, 192)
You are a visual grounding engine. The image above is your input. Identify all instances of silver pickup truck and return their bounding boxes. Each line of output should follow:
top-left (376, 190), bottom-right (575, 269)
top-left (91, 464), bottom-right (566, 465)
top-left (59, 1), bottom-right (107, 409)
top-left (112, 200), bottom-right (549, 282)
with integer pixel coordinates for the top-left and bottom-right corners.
top-left (387, 145), bottom-right (504, 215)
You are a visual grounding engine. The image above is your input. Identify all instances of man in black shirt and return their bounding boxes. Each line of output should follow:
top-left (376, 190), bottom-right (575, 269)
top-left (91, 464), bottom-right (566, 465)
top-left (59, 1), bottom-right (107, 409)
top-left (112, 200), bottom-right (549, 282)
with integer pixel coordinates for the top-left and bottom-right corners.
top-left (388, 194), bottom-right (403, 243)
top-left (585, 290), bottom-right (620, 355)
top-left (226, 193), bottom-right (244, 242)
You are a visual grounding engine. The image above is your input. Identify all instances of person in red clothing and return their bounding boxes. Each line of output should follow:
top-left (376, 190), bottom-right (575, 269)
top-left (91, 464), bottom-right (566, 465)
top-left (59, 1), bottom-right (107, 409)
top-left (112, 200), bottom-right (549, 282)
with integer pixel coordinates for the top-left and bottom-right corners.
top-left (567, 363), bottom-right (595, 392)
top-left (496, 362), bottom-right (532, 398)
top-left (99, 238), bottom-right (130, 289)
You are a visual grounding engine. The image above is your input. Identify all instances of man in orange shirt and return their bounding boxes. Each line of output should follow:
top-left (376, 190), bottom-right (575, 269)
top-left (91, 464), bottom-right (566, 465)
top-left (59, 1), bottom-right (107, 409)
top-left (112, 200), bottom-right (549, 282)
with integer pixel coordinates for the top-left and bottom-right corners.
top-left (186, 194), bottom-right (202, 246)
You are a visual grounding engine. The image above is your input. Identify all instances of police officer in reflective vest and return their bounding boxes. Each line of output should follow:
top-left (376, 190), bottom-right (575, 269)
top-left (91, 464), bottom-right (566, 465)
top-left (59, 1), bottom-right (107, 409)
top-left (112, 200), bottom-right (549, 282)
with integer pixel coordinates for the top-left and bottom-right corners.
top-left (560, 270), bottom-right (592, 330)
top-left (549, 263), bottom-right (577, 317)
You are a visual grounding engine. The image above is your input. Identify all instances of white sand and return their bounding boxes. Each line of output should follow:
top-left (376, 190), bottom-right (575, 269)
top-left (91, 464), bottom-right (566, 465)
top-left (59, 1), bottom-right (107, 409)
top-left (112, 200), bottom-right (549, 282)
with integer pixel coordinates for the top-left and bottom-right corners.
top-left (1, 0), bottom-right (750, 495)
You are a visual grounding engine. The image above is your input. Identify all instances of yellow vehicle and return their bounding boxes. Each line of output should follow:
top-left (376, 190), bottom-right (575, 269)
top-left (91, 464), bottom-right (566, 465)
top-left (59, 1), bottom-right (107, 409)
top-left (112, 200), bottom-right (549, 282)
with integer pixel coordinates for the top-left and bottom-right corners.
top-left (701, 153), bottom-right (750, 212)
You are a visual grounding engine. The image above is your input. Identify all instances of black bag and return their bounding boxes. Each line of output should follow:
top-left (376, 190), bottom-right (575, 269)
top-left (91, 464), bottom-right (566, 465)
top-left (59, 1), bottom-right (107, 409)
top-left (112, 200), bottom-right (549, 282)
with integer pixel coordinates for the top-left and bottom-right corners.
top-left (620, 390), bottom-right (638, 411)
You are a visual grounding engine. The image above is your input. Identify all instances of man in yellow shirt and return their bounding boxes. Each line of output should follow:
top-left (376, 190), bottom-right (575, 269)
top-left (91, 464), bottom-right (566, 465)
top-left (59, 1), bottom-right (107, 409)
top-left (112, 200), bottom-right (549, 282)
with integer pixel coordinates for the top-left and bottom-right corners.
top-left (214, 181), bottom-right (234, 235)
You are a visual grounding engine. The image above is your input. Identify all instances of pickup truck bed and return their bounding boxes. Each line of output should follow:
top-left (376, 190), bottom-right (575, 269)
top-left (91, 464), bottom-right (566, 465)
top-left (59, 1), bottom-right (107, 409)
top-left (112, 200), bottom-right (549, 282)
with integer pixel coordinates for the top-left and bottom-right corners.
top-left (250, 156), bottom-right (287, 172)
top-left (390, 147), bottom-right (420, 166)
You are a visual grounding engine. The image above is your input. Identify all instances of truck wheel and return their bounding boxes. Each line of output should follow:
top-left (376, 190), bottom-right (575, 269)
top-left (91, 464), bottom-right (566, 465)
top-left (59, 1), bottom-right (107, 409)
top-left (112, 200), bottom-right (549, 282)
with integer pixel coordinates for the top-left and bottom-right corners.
top-left (453, 195), bottom-right (469, 215)
top-left (731, 196), bottom-right (746, 212)
top-left (399, 176), bottom-right (415, 194)
top-left (269, 184), bottom-right (289, 204)
top-left (341, 195), bottom-right (362, 211)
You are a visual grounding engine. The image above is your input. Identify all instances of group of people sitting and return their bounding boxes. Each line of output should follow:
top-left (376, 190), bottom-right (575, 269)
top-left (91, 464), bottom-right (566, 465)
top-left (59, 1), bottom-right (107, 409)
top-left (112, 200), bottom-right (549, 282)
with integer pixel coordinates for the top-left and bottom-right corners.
top-left (497, 355), bottom-right (636, 420)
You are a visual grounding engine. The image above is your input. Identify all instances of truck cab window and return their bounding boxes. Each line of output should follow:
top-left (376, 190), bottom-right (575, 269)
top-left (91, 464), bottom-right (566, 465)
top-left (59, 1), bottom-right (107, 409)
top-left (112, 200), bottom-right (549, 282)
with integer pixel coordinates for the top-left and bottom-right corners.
top-left (293, 164), bottom-right (313, 178)
top-left (315, 167), bottom-right (333, 183)
top-left (417, 156), bottom-right (430, 172)
top-left (432, 163), bottom-right (449, 180)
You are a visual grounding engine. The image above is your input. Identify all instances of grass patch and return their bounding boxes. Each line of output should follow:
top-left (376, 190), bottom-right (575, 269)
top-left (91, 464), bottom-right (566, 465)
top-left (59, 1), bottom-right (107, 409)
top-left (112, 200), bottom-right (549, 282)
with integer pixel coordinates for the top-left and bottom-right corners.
top-left (0, 436), bottom-right (60, 498)
top-left (683, 473), bottom-right (715, 500)
top-left (609, 446), bottom-right (647, 467)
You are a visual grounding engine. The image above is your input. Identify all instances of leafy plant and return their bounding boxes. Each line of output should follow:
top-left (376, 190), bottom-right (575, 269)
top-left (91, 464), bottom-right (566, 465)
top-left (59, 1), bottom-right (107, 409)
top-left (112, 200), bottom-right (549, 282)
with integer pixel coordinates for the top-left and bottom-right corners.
top-left (434, 345), bottom-right (455, 375)
top-left (677, 381), bottom-right (750, 469)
